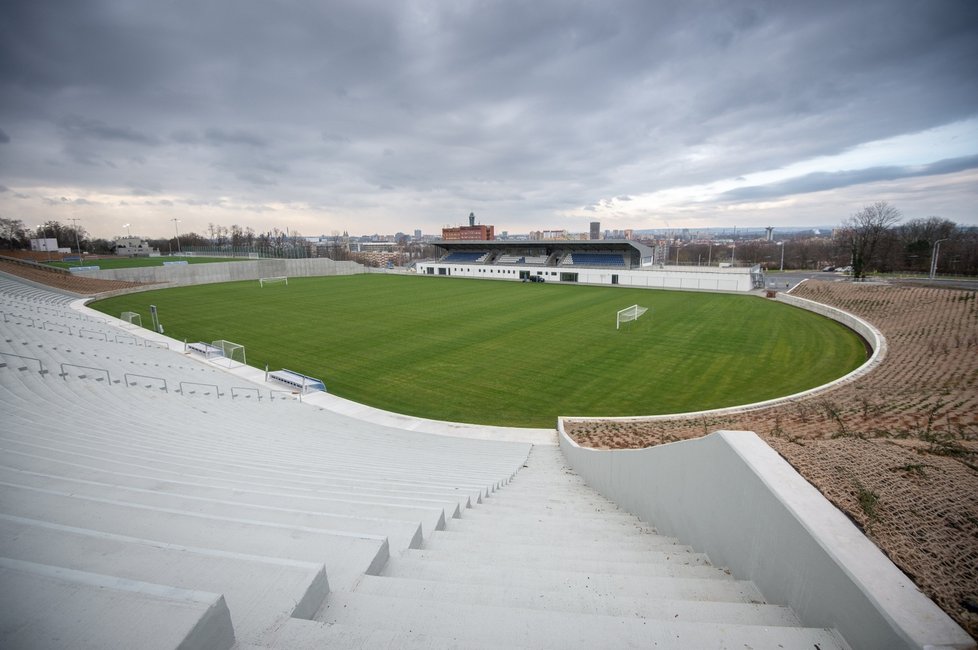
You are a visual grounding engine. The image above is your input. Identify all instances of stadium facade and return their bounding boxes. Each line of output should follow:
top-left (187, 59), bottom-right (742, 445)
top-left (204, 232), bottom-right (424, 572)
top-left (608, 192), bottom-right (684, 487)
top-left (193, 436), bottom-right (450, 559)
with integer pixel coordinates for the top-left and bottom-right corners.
top-left (418, 239), bottom-right (765, 292)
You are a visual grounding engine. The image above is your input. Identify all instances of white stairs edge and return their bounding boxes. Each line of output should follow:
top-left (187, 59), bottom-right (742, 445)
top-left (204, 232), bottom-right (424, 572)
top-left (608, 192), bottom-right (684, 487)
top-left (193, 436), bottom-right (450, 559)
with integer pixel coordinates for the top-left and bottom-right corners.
top-left (316, 591), bottom-right (847, 649)
top-left (0, 557), bottom-right (235, 650)
top-left (352, 574), bottom-right (801, 626)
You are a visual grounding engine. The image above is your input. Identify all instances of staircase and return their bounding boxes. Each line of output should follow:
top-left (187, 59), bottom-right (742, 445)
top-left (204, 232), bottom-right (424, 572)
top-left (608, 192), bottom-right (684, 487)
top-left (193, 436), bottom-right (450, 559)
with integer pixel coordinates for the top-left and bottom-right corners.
top-left (267, 445), bottom-right (847, 649)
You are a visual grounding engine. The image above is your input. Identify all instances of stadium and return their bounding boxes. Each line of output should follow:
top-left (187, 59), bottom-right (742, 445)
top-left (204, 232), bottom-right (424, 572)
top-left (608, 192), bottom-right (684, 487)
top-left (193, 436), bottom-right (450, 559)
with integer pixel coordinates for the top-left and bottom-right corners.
top-left (0, 253), bottom-right (974, 649)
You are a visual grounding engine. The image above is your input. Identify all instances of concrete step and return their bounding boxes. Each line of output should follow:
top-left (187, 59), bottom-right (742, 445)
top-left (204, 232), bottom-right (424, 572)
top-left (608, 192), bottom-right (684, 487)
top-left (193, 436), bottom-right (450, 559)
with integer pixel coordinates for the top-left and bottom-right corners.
top-left (317, 591), bottom-right (847, 649)
top-left (1, 434), bottom-right (471, 521)
top-left (0, 466), bottom-right (430, 551)
top-left (458, 502), bottom-right (638, 525)
top-left (0, 481), bottom-right (388, 591)
top-left (423, 529), bottom-right (691, 555)
top-left (353, 574), bottom-right (800, 626)
top-left (0, 513), bottom-right (328, 642)
top-left (0, 464), bottom-right (441, 548)
top-left (0, 557), bottom-right (235, 650)
top-left (399, 546), bottom-right (713, 574)
top-left (418, 535), bottom-right (698, 564)
top-left (444, 516), bottom-right (663, 542)
top-left (381, 556), bottom-right (752, 600)
top-left (259, 617), bottom-right (523, 650)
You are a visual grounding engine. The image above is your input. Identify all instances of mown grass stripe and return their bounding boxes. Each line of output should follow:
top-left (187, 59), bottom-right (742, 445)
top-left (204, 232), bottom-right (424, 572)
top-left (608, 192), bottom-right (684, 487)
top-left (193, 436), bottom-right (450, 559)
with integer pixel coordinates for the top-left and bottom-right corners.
top-left (90, 275), bottom-right (866, 427)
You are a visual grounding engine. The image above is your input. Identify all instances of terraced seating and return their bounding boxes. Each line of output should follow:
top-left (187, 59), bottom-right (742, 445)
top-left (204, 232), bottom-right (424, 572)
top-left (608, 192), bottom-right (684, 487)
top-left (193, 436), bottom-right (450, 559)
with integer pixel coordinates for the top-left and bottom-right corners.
top-left (0, 275), bottom-right (857, 648)
top-left (563, 252), bottom-right (626, 267)
top-left (440, 251), bottom-right (488, 264)
top-left (495, 254), bottom-right (523, 264)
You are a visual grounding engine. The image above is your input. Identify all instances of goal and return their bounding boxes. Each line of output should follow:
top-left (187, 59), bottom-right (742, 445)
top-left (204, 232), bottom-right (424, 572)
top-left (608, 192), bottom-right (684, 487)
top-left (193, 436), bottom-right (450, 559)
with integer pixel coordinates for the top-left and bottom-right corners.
top-left (120, 311), bottom-right (142, 328)
top-left (616, 304), bottom-right (649, 330)
top-left (211, 339), bottom-right (246, 368)
top-left (259, 276), bottom-right (288, 288)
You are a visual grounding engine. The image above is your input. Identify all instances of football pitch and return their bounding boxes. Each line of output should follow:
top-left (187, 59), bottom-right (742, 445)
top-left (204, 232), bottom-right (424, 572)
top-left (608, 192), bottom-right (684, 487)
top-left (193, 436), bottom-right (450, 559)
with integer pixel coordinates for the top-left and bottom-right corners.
top-left (89, 274), bottom-right (868, 427)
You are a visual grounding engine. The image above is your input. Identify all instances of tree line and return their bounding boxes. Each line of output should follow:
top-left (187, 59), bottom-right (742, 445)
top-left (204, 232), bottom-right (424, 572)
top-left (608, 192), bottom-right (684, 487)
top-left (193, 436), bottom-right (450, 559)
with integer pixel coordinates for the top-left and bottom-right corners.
top-left (0, 218), bottom-right (307, 256)
top-left (670, 202), bottom-right (975, 277)
top-left (2, 203), bottom-right (975, 276)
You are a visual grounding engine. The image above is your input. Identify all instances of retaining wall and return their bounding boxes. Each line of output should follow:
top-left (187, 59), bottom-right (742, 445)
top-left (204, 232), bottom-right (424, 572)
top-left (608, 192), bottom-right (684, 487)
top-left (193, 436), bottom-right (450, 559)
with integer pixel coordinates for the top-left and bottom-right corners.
top-left (415, 263), bottom-right (756, 292)
top-left (77, 258), bottom-right (365, 286)
top-left (557, 428), bottom-right (973, 649)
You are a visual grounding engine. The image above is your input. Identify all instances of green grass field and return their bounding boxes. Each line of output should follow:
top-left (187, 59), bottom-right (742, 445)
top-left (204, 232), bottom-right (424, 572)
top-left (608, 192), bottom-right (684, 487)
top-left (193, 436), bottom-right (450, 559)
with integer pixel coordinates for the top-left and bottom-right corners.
top-left (47, 256), bottom-right (244, 270)
top-left (89, 275), bottom-right (867, 427)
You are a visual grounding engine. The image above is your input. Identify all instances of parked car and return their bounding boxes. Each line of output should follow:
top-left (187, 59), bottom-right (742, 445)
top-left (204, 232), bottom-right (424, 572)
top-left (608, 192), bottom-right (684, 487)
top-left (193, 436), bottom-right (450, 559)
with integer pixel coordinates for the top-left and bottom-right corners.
top-left (523, 275), bottom-right (545, 283)
top-left (822, 266), bottom-right (836, 272)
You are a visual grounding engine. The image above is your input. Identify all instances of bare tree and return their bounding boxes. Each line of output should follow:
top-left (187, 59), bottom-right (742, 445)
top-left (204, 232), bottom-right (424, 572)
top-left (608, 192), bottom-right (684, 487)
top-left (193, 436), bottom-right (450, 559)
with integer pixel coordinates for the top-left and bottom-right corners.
top-left (838, 201), bottom-right (902, 279)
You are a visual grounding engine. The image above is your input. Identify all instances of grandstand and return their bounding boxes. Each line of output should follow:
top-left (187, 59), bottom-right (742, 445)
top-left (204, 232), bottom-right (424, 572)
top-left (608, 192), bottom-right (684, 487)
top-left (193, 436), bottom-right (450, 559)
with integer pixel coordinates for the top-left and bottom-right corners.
top-left (420, 240), bottom-right (765, 291)
top-left (0, 270), bottom-right (969, 648)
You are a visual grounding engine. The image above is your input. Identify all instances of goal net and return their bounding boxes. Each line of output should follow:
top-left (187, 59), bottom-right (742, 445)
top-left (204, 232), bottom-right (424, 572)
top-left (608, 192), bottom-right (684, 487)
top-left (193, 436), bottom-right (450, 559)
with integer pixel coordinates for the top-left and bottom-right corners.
top-left (259, 276), bottom-right (288, 288)
top-left (211, 339), bottom-right (246, 368)
top-left (616, 304), bottom-right (649, 330)
top-left (120, 311), bottom-right (142, 328)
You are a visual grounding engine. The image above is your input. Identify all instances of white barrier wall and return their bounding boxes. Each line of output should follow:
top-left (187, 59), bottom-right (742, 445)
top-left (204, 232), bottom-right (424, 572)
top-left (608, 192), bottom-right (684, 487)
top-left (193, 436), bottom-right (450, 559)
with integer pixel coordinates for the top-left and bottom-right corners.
top-left (415, 263), bottom-right (756, 292)
top-left (558, 428), bottom-right (973, 650)
top-left (82, 258), bottom-right (364, 287)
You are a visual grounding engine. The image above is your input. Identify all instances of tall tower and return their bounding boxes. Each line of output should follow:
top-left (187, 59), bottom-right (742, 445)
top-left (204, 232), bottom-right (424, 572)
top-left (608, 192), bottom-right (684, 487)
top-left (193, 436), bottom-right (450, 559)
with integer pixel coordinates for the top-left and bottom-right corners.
top-left (765, 226), bottom-right (774, 241)
top-left (590, 222), bottom-right (600, 240)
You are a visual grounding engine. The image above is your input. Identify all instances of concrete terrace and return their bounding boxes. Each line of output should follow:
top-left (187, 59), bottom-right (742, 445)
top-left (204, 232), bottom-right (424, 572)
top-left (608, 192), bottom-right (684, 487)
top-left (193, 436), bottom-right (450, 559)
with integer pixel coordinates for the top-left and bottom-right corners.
top-left (0, 271), bottom-right (970, 648)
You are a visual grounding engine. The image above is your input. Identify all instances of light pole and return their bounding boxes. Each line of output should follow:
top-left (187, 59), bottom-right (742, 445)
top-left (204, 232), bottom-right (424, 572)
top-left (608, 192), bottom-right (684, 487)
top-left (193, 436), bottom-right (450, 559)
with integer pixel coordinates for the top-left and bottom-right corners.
top-left (777, 241), bottom-right (785, 272)
top-left (172, 218), bottom-right (181, 254)
top-left (68, 218), bottom-right (83, 265)
top-left (37, 224), bottom-right (53, 261)
top-left (929, 239), bottom-right (948, 280)
top-left (122, 223), bottom-right (132, 238)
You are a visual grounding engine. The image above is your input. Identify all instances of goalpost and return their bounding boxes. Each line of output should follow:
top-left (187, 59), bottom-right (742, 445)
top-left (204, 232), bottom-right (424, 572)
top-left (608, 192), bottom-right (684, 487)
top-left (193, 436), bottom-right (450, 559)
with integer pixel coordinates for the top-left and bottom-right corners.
top-left (211, 339), bottom-right (246, 368)
top-left (616, 304), bottom-right (649, 330)
top-left (120, 311), bottom-right (142, 328)
top-left (259, 276), bottom-right (288, 288)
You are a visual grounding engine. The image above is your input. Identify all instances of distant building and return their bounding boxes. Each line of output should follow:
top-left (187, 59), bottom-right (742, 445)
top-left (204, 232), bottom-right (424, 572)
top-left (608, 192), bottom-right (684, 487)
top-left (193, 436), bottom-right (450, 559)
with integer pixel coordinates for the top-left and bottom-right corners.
top-left (29, 238), bottom-right (63, 253)
top-left (114, 237), bottom-right (159, 257)
top-left (442, 212), bottom-right (495, 241)
top-left (590, 222), bottom-right (601, 240)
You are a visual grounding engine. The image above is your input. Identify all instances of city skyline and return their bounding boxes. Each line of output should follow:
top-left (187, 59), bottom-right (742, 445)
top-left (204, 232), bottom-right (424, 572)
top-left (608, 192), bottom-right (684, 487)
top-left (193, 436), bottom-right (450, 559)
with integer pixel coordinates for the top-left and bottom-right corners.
top-left (2, 1), bottom-right (976, 240)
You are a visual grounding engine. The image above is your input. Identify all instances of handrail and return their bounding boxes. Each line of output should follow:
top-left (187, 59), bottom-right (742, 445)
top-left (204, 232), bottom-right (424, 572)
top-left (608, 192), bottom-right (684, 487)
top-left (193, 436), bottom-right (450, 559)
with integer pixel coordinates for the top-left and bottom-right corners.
top-left (124, 373), bottom-right (167, 392)
top-left (78, 329), bottom-right (108, 341)
top-left (0, 351), bottom-right (45, 373)
top-left (59, 363), bottom-right (111, 383)
top-left (230, 386), bottom-right (261, 400)
top-left (178, 381), bottom-right (222, 398)
top-left (42, 321), bottom-right (72, 335)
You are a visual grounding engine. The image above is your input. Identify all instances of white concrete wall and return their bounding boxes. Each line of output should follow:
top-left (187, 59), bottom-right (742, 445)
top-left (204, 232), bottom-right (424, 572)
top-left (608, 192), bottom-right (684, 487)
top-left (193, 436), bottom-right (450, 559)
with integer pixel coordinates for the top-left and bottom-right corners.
top-left (83, 258), bottom-right (364, 287)
top-left (557, 428), bottom-right (973, 650)
top-left (414, 263), bottom-right (755, 292)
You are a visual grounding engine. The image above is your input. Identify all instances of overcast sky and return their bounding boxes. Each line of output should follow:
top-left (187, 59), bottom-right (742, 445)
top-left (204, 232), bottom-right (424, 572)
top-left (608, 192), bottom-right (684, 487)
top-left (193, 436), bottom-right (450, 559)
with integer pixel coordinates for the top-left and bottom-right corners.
top-left (1, 0), bottom-right (976, 240)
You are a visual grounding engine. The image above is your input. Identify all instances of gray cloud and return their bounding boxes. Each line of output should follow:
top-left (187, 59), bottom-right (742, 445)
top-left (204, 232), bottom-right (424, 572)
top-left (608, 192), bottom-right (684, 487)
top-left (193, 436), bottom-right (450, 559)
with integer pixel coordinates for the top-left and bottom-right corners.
top-left (0, 0), bottom-right (976, 236)
top-left (59, 115), bottom-right (159, 145)
top-left (720, 155), bottom-right (978, 201)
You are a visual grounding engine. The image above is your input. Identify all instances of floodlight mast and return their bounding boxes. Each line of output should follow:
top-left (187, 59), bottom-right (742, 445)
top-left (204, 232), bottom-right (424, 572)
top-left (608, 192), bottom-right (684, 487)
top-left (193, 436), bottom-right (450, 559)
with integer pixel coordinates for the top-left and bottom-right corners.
top-left (68, 218), bottom-right (82, 265)
top-left (929, 239), bottom-right (948, 280)
top-left (172, 218), bottom-right (181, 253)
